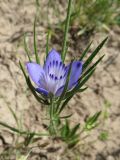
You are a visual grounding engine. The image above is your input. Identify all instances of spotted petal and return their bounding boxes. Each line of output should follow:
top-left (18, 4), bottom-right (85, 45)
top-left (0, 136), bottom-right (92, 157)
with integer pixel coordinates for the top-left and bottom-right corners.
top-left (43, 49), bottom-right (62, 73)
top-left (68, 61), bottom-right (83, 89)
top-left (26, 62), bottom-right (44, 86)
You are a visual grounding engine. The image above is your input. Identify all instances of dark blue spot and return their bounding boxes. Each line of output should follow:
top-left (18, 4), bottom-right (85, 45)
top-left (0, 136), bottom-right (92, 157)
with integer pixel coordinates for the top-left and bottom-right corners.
top-left (77, 62), bottom-right (81, 68)
top-left (51, 74), bottom-right (54, 79)
top-left (55, 76), bottom-right (58, 80)
top-left (56, 61), bottom-right (58, 66)
top-left (59, 61), bottom-right (62, 66)
top-left (60, 75), bottom-right (62, 79)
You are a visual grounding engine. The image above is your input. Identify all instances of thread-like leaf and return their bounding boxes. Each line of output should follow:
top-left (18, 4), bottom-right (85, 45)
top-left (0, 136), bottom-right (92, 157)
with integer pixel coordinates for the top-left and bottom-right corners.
top-left (33, 16), bottom-right (40, 64)
top-left (79, 41), bottom-right (92, 61)
top-left (65, 68), bottom-right (95, 100)
top-left (70, 123), bottom-right (80, 137)
top-left (83, 37), bottom-right (108, 71)
top-left (24, 33), bottom-right (32, 62)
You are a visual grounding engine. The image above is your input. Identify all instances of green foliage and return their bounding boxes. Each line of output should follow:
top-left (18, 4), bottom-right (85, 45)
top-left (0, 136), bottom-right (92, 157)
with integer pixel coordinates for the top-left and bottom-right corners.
top-left (84, 111), bottom-right (101, 131)
top-left (99, 131), bottom-right (109, 141)
top-left (71, 0), bottom-right (120, 32)
top-left (60, 120), bottom-right (80, 147)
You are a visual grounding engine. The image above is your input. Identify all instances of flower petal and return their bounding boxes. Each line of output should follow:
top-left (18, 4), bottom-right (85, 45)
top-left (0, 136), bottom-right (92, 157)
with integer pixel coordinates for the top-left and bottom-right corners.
top-left (55, 85), bottom-right (64, 97)
top-left (43, 49), bottom-right (62, 73)
top-left (68, 61), bottom-right (83, 89)
top-left (26, 62), bottom-right (44, 86)
top-left (36, 88), bottom-right (49, 96)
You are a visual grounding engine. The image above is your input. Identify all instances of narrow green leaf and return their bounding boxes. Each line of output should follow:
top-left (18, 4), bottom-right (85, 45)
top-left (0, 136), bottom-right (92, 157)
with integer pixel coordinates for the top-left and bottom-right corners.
top-left (78, 68), bottom-right (95, 88)
top-left (24, 133), bottom-right (35, 146)
top-left (58, 95), bottom-right (72, 114)
top-left (0, 121), bottom-right (49, 136)
top-left (79, 41), bottom-right (92, 61)
top-left (24, 33), bottom-right (32, 62)
top-left (68, 137), bottom-right (79, 148)
top-left (85, 111), bottom-right (101, 130)
top-left (46, 30), bottom-right (51, 57)
top-left (33, 16), bottom-right (40, 64)
top-left (83, 37), bottom-right (108, 71)
top-left (60, 114), bottom-right (72, 119)
top-left (78, 86), bottom-right (88, 92)
top-left (19, 61), bottom-right (27, 80)
top-left (61, 0), bottom-right (72, 62)
top-left (61, 120), bottom-right (70, 138)
top-left (65, 68), bottom-right (95, 100)
top-left (70, 123), bottom-right (80, 137)
top-left (82, 55), bottom-right (105, 77)
top-left (86, 111), bottom-right (101, 125)
top-left (7, 106), bottom-right (19, 128)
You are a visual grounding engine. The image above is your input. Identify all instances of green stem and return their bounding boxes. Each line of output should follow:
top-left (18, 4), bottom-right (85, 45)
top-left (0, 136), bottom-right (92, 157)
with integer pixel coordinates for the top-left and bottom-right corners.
top-left (61, 0), bottom-right (72, 62)
top-left (49, 98), bottom-right (57, 135)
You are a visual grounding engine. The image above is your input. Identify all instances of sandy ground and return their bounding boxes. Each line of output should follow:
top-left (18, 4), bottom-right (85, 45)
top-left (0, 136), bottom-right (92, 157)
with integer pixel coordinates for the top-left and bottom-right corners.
top-left (0, 0), bottom-right (120, 160)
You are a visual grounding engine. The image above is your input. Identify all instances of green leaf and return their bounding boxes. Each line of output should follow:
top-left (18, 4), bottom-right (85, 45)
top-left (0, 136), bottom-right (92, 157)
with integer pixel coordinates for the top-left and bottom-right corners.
top-left (60, 114), bottom-right (72, 119)
top-left (24, 33), bottom-right (32, 62)
top-left (83, 37), bottom-right (108, 71)
top-left (58, 95), bottom-right (72, 114)
top-left (61, 0), bottom-right (72, 62)
top-left (64, 68), bottom-right (95, 100)
top-left (33, 16), bottom-right (40, 64)
top-left (46, 29), bottom-right (51, 57)
top-left (78, 86), bottom-right (88, 92)
top-left (0, 121), bottom-right (49, 136)
top-left (82, 55), bottom-right (105, 77)
top-left (70, 123), bottom-right (80, 137)
top-left (7, 106), bottom-right (19, 128)
top-left (61, 120), bottom-right (70, 139)
top-left (79, 41), bottom-right (92, 61)
top-left (85, 111), bottom-right (101, 130)
top-left (24, 133), bottom-right (35, 146)
top-left (99, 131), bottom-right (109, 141)
top-left (19, 61), bottom-right (27, 79)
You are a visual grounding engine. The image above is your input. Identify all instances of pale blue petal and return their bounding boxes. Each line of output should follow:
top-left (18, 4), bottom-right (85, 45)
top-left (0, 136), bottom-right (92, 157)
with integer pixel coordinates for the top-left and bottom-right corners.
top-left (68, 61), bottom-right (83, 89)
top-left (43, 49), bottom-right (62, 73)
top-left (55, 85), bottom-right (64, 97)
top-left (36, 88), bottom-right (49, 96)
top-left (26, 62), bottom-right (44, 86)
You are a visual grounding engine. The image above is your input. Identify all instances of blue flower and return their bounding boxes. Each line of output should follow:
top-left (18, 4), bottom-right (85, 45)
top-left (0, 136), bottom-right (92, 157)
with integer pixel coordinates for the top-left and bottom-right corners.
top-left (26, 49), bottom-right (83, 97)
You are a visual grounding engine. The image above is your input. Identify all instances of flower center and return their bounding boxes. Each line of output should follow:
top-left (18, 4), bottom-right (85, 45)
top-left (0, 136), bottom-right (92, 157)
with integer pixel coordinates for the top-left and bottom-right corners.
top-left (48, 60), bottom-right (67, 80)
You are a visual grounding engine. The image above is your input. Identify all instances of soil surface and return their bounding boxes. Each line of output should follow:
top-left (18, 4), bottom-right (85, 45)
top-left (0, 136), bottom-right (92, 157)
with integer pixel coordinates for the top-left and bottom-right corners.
top-left (0, 0), bottom-right (120, 160)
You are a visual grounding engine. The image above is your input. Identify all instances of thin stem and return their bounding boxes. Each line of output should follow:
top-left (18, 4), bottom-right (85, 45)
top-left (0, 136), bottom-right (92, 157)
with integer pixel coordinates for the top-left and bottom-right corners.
top-left (49, 97), bottom-right (57, 135)
top-left (61, 0), bottom-right (72, 62)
